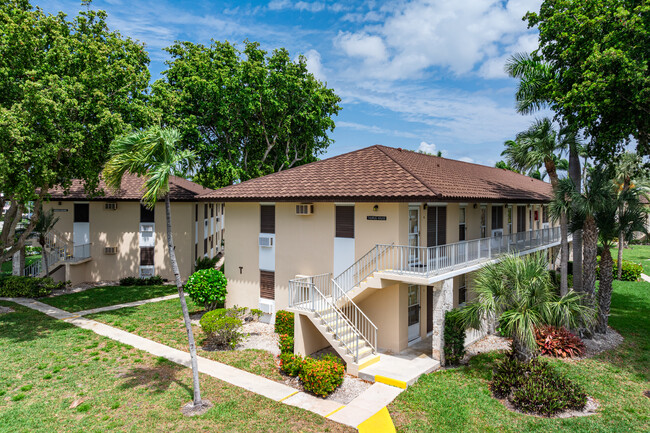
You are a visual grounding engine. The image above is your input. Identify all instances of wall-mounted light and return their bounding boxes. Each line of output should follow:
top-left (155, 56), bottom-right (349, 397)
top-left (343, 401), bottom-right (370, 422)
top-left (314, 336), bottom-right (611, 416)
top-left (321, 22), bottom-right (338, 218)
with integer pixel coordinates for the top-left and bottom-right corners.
top-left (373, 205), bottom-right (379, 212)
top-left (473, 203), bottom-right (477, 209)
top-left (423, 203), bottom-right (428, 210)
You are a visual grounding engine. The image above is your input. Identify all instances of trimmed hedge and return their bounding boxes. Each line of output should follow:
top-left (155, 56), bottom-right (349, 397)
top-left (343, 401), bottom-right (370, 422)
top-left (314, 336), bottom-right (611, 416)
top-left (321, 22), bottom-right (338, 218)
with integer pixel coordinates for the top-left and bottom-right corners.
top-left (443, 310), bottom-right (466, 366)
top-left (275, 310), bottom-right (294, 336)
top-left (199, 308), bottom-right (244, 349)
top-left (279, 353), bottom-right (304, 377)
top-left (491, 357), bottom-right (587, 416)
top-left (185, 269), bottom-right (228, 311)
top-left (279, 334), bottom-right (294, 354)
top-left (596, 258), bottom-right (642, 282)
top-left (0, 276), bottom-right (66, 298)
top-left (119, 275), bottom-right (164, 286)
top-left (299, 358), bottom-right (345, 397)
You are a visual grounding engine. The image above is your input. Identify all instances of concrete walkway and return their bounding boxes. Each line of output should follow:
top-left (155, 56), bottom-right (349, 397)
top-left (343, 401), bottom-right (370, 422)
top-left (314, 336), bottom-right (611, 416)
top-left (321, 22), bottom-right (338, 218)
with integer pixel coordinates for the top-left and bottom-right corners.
top-left (74, 293), bottom-right (179, 316)
top-left (641, 273), bottom-right (650, 283)
top-left (3, 297), bottom-right (403, 431)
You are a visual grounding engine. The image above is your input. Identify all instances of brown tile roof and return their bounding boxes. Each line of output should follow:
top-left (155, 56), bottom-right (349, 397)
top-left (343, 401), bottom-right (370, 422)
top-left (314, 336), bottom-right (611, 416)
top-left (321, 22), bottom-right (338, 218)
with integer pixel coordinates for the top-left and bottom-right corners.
top-left (48, 173), bottom-right (213, 201)
top-left (198, 145), bottom-right (553, 203)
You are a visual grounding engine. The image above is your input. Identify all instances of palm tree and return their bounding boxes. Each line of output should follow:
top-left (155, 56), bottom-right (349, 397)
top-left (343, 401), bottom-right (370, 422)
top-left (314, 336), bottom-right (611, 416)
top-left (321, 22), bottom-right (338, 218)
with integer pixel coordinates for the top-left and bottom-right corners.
top-left (594, 185), bottom-right (648, 334)
top-left (103, 126), bottom-right (207, 411)
top-left (455, 254), bottom-right (593, 362)
top-left (614, 153), bottom-right (644, 280)
top-left (502, 118), bottom-right (570, 295)
top-left (33, 207), bottom-right (59, 277)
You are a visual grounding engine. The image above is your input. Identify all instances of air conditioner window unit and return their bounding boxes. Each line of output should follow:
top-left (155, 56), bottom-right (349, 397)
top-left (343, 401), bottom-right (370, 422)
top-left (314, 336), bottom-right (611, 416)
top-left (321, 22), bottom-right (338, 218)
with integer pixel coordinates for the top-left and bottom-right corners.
top-left (295, 204), bottom-right (314, 215)
top-left (105, 202), bottom-right (118, 210)
top-left (259, 235), bottom-right (273, 247)
top-left (104, 246), bottom-right (118, 255)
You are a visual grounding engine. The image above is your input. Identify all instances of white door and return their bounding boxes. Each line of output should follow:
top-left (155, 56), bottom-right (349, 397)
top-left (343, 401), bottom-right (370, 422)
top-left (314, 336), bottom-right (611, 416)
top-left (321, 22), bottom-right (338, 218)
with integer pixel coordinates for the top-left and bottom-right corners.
top-left (408, 207), bottom-right (420, 265)
top-left (73, 203), bottom-right (89, 258)
top-left (408, 285), bottom-right (420, 341)
top-left (334, 205), bottom-right (355, 277)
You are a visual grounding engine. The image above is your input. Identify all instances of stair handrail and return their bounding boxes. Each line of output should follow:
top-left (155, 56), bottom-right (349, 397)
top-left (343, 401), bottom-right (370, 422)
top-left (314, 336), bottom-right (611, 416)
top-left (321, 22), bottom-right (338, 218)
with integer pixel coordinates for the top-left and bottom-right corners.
top-left (331, 279), bottom-right (377, 355)
top-left (333, 243), bottom-right (393, 293)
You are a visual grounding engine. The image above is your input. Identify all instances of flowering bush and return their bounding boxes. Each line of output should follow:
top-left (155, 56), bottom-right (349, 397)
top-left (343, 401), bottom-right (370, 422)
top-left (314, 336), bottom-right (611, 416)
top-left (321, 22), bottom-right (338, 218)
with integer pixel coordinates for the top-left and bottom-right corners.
top-left (279, 353), bottom-right (304, 377)
top-left (535, 326), bottom-right (585, 358)
top-left (185, 269), bottom-right (227, 311)
top-left (274, 310), bottom-right (294, 336)
top-left (279, 334), bottom-right (294, 354)
top-left (299, 358), bottom-right (345, 397)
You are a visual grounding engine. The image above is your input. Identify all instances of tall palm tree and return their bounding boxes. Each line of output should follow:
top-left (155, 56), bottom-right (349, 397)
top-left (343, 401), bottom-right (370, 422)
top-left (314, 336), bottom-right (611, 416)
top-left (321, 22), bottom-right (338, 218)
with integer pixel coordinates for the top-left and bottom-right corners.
top-left (103, 126), bottom-right (207, 411)
top-left (456, 254), bottom-right (593, 362)
top-left (502, 118), bottom-right (570, 295)
top-left (33, 207), bottom-right (59, 277)
top-left (614, 153), bottom-right (643, 280)
top-left (594, 185), bottom-right (648, 334)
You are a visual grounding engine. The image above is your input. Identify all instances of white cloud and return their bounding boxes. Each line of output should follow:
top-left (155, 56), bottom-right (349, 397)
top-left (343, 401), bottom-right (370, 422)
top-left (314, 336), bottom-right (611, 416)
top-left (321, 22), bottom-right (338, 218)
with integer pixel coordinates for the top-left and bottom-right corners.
top-left (417, 141), bottom-right (447, 156)
top-left (337, 121), bottom-right (420, 139)
top-left (335, 32), bottom-right (388, 62)
top-left (268, 1), bottom-right (348, 13)
top-left (478, 33), bottom-right (539, 79)
top-left (302, 49), bottom-right (326, 82)
top-left (459, 156), bottom-right (475, 163)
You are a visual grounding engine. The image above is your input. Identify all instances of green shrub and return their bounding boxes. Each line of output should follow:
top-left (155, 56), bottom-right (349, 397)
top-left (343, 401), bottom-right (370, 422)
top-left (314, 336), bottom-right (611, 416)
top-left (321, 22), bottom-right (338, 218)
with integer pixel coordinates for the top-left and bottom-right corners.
top-left (195, 256), bottom-right (219, 271)
top-left (549, 270), bottom-right (574, 291)
top-left (279, 353), bottom-right (304, 377)
top-left (596, 258), bottom-right (642, 282)
top-left (119, 275), bottom-right (164, 286)
top-left (199, 308), bottom-right (244, 349)
top-left (184, 269), bottom-right (228, 311)
top-left (317, 353), bottom-right (345, 366)
top-left (275, 310), bottom-right (294, 336)
top-left (443, 310), bottom-right (466, 366)
top-left (0, 276), bottom-right (66, 298)
top-left (279, 334), bottom-right (294, 354)
top-left (249, 309), bottom-right (263, 321)
top-left (491, 357), bottom-right (587, 416)
top-left (299, 358), bottom-right (345, 397)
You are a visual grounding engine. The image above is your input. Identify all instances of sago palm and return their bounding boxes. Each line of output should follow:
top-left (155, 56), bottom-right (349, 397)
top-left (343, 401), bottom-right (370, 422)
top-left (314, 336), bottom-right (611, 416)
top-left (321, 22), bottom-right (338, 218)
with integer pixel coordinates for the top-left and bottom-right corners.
top-left (103, 126), bottom-right (207, 411)
top-left (502, 118), bottom-right (570, 295)
top-left (456, 253), bottom-right (593, 362)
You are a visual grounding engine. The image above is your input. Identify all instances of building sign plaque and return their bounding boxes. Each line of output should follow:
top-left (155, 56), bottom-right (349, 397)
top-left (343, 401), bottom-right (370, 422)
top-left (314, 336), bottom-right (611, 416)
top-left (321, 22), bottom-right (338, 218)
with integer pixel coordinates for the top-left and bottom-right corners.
top-left (367, 216), bottom-right (387, 221)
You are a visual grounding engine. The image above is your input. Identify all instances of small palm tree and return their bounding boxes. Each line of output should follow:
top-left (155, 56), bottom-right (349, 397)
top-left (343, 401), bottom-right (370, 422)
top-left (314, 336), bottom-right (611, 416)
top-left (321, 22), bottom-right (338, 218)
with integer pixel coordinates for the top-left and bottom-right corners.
top-left (33, 207), bottom-right (59, 277)
top-left (595, 185), bottom-right (648, 333)
top-left (103, 126), bottom-right (207, 411)
top-left (502, 118), bottom-right (570, 295)
top-left (456, 254), bottom-right (593, 362)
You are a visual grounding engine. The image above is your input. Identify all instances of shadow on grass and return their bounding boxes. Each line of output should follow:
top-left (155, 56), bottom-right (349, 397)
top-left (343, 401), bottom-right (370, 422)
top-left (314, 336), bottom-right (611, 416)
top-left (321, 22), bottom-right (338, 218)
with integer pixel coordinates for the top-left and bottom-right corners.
top-left (117, 357), bottom-right (193, 398)
top-left (0, 300), bottom-right (74, 343)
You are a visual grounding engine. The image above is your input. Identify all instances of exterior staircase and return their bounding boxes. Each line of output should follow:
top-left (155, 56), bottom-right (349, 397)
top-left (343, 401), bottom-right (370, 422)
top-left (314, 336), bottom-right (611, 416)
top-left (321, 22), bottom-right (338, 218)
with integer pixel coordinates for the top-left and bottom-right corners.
top-left (24, 231), bottom-right (91, 278)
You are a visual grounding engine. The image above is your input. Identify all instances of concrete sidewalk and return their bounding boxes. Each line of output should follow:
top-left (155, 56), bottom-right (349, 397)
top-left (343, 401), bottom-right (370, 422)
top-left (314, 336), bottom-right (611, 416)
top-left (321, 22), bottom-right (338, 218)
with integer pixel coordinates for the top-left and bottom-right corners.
top-left (641, 273), bottom-right (650, 283)
top-left (3, 297), bottom-right (403, 431)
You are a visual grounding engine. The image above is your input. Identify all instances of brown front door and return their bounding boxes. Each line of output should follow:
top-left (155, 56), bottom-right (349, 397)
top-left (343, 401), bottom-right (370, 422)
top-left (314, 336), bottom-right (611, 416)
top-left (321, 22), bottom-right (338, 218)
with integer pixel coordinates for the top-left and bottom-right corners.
top-left (427, 286), bottom-right (433, 334)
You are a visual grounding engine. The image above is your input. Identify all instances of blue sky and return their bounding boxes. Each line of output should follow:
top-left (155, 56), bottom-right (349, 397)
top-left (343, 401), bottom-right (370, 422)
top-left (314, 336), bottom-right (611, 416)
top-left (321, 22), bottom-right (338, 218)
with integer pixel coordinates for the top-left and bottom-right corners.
top-left (41, 0), bottom-right (548, 166)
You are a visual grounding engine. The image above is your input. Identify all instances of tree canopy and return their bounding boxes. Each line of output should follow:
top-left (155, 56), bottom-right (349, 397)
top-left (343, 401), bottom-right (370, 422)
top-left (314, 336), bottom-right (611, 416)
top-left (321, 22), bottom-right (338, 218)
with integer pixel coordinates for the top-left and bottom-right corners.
top-left (152, 40), bottom-right (342, 189)
top-left (0, 0), bottom-right (151, 261)
top-left (526, 0), bottom-right (649, 160)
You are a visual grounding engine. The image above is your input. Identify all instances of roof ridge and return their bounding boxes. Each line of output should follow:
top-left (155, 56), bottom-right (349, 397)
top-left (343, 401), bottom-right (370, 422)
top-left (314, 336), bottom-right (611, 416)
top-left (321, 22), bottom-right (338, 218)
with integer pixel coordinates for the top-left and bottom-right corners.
top-left (375, 145), bottom-right (442, 198)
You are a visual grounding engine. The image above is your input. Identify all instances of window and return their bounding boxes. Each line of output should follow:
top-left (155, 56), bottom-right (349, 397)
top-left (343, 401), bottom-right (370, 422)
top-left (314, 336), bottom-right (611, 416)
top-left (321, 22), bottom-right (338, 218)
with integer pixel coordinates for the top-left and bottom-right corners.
top-left (140, 247), bottom-right (154, 266)
top-left (458, 207), bottom-right (466, 241)
top-left (140, 204), bottom-right (154, 223)
top-left (195, 204), bottom-right (198, 222)
top-left (458, 274), bottom-right (467, 305)
top-left (480, 206), bottom-right (487, 238)
top-left (260, 270), bottom-right (275, 300)
top-left (507, 206), bottom-right (513, 234)
top-left (335, 206), bottom-right (354, 238)
top-left (261, 205), bottom-right (275, 234)
top-left (427, 206), bottom-right (447, 246)
top-left (517, 206), bottom-right (526, 232)
top-left (204, 204), bottom-right (208, 219)
top-left (491, 206), bottom-right (503, 230)
top-left (204, 238), bottom-right (207, 254)
top-left (542, 205), bottom-right (549, 223)
top-left (74, 203), bottom-right (89, 223)
top-left (210, 204), bottom-right (214, 218)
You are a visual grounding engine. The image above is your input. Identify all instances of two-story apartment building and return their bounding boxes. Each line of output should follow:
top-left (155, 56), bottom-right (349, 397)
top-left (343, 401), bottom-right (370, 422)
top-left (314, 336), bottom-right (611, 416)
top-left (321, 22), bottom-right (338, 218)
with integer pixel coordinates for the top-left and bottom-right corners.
top-left (38, 174), bottom-right (223, 284)
top-left (201, 145), bottom-right (562, 376)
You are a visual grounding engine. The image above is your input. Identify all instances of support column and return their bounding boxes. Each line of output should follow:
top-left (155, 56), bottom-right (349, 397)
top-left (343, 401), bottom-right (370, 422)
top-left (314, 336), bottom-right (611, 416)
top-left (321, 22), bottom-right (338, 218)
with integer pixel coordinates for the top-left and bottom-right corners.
top-left (430, 278), bottom-right (454, 364)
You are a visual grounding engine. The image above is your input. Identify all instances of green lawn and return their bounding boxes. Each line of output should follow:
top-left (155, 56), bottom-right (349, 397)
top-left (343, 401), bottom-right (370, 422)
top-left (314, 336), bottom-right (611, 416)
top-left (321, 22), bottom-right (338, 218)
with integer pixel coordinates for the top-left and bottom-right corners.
top-left (88, 298), bottom-right (283, 381)
top-left (0, 300), bottom-right (351, 433)
top-left (40, 285), bottom-right (178, 313)
top-left (1, 255), bottom-right (42, 276)
top-left (389, 280), bottom-right (650, 432)
top-left (612, 244), bottom-right (650, 275)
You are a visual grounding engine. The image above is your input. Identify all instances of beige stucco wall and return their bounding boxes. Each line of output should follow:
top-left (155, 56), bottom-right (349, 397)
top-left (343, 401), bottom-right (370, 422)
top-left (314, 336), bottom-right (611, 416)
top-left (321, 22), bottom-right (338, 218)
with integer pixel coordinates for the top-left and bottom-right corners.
top-left (294, 314), bottom-right (331, 357)
top-left (357, 283), bottom-right (408, 353)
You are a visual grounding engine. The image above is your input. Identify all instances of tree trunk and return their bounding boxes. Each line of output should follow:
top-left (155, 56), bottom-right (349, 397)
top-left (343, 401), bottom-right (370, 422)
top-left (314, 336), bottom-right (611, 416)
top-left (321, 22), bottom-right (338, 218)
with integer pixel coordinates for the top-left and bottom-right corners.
top-left (617, 231), bottom-right (624, 280)
top-left (559, 211), bottom-right (569, 296)
top-left (582, 215), bottom-right (598, 306)
top-left (165, 194), bottom-right (202, 406)
top-left (597, 247), bottom-right (614, 334)
top-left (12, 250), bottom-right (21, 276)
top-left (569, 146), bottom-right (583, 292)
top-left (42, 241), bottom-right (49, 278)
top-left (511, 336), bottom-right (535, 363)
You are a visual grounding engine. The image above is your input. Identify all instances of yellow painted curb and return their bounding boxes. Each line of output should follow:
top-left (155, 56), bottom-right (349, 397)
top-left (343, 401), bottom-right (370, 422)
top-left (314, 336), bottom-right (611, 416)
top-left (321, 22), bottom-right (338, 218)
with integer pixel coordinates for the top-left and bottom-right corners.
top-left (374, 375), bottom-right (407, 389)
top-left (358, 407), bottom-right (396, 433)
top-left (63, 316), bottom-right (80, 320)
top-left (324, 405), bottom-right (345, 418)
top-left (358, 355), bottom-right (380, 370)
top-left (278, 390), bottom-right (299, 402)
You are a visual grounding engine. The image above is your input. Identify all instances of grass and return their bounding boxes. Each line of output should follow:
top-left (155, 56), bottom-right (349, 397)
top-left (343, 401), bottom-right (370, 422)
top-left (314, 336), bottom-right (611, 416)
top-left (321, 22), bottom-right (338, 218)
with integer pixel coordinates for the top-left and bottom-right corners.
top-left (0, 300), bottom-right (351, 432)
top-left (1, 254), bottom-right (42, 276)
top-left (40, 285), bottom-right (178, 313)
top-left (389, 280), bottom-right (650, 432)
top-left (88, 298), bottom-right (283, 381)
top-left (611, 244), bottom-right (650, 275)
